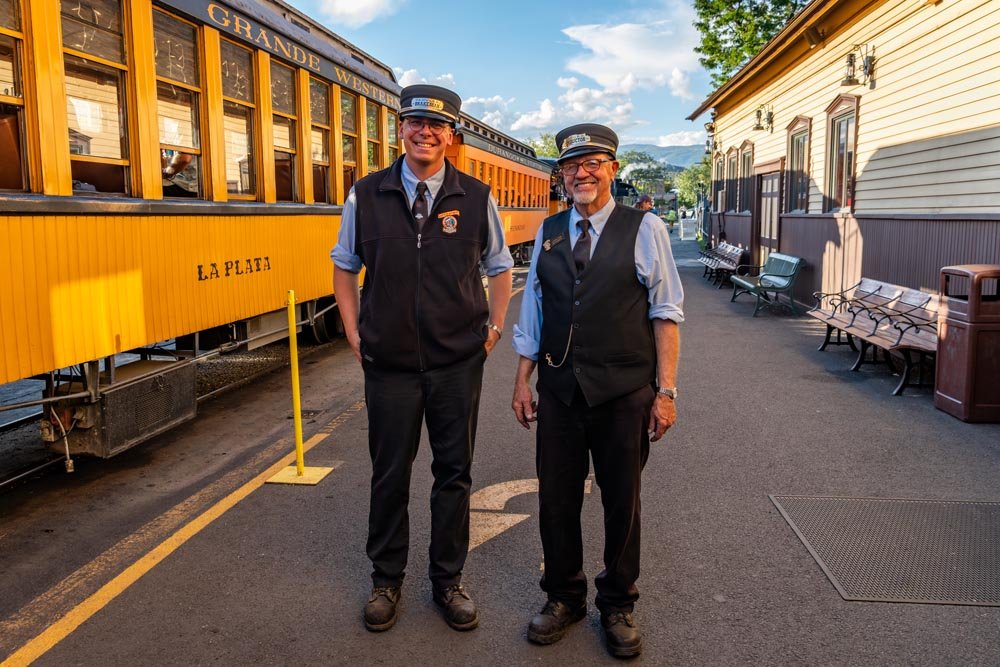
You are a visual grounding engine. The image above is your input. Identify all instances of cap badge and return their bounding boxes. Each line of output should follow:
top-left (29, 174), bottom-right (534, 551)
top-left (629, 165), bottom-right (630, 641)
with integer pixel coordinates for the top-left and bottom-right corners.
top-left (411, 97), bottom-right (445, 111)
top-left (562, 133), bottom-right (591, 150)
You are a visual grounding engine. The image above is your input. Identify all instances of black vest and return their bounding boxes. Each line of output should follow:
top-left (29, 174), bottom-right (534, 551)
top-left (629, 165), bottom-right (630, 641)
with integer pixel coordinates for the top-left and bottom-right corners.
top-left (353, 157), bottom-right (491, 371)
top-left (536, 205), bottom-right (655, 406)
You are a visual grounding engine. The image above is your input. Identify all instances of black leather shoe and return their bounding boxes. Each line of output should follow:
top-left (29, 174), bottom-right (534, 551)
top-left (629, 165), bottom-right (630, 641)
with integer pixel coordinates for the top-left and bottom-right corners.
top-left (601, 611), bottom-right (642, 658)
top-left (363, 586), bottom-right (400, 632)
top-left (526, 600), bottom-right (587, 645)
top-left (433, 584), bottom-right (479, 631)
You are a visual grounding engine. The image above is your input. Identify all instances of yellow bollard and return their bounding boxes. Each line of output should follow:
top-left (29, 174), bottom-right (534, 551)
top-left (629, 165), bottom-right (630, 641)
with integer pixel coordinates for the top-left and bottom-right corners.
top-left (266, 290), bottom-right (335, 485)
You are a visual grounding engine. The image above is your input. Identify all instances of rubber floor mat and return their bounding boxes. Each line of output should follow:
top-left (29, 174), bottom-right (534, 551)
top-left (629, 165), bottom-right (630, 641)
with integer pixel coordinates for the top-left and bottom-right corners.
top-left (770, 495), bottom-right (1000, 606)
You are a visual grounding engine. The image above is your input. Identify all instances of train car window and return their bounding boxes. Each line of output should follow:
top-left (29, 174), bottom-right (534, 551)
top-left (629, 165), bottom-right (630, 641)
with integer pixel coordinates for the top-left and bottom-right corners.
top-left (468, 159), bottom-right (475, 177)
top-left (154, 10), bottom-right (202, 199)
top-left (340, 90), bottom-right (357, 195)
top-left (1, 0), bottom-right (18, 30)
top-left (366, 102), bottom-right (380, 173)
top-left (387, 111), bottom-right (398, 164)
top-left (220, 40), bottom-right (255, 196)
top-left (309, 77), bottom-right (330, 203)
top-left (0, 24), bottom-right (26, 191)
top-left (62, 0), bottom-right (129, 194)
top-left (270, 61), bottom-right (297, 202)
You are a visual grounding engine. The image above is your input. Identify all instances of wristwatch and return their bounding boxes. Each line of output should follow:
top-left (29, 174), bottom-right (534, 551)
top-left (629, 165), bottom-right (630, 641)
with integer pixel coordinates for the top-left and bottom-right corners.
top-left (487, 322), bottom-right (502, 338)
top-left (656, 386), bottom-right (678, 399)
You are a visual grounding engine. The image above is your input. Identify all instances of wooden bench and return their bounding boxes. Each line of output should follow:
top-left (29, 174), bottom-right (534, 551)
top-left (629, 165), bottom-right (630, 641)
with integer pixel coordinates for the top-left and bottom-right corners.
top-left (808, 278), bottom-right (941, 395)
top-left (729, 252), bottom-right (804, 316)
top-left (698, 242), bottom-right (745, 288)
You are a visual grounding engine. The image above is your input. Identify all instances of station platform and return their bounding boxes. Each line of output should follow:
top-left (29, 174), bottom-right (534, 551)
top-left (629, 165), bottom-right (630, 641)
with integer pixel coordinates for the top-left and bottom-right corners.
top-left (1, 238), bottom-right (998, 666)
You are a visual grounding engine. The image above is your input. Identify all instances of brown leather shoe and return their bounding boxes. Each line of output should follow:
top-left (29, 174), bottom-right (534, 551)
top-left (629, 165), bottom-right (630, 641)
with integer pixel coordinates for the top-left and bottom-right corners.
top-left (363, 586), bottom-right (401, 632)
top-left (601, 611), bottom-right (642, 658)
top-left (526, 600), bottom-right (587, 645)
top-left (433, 584), bottom-right (479, 631)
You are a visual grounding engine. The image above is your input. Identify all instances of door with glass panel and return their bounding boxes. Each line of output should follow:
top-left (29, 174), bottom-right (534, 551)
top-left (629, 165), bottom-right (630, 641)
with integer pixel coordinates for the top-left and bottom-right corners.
top-left (756, 171), bottom-right (781, 264)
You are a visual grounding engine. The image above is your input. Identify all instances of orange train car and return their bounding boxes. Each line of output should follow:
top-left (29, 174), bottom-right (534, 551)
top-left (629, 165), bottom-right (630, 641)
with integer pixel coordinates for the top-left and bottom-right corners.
top-left (0, 0), bottom-right (554, 459)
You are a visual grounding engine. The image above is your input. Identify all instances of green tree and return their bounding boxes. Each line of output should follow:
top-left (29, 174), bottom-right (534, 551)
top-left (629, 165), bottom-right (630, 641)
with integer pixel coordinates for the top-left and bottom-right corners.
top-left (526, 133), bottom-right (558, 158)
top-left (675, 155), bottom-right (711, 208)
top-left (694, 0), bottom-right (808, 88)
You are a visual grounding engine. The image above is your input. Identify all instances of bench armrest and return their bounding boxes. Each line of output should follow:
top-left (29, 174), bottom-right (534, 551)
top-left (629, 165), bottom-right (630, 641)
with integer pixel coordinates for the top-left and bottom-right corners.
top-left (736, 263), bottom-right (763, 276)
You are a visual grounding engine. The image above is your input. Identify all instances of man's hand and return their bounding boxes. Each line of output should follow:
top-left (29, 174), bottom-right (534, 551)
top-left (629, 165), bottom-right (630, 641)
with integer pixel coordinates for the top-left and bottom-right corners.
top-left (648, 394), bottom-right (676, 442)
top-left (346, 329), bottom-right (362, 364)
top-left (484, 327), bottom-right (501, 356)
top-left (512, 381), bottom-right (537, 429)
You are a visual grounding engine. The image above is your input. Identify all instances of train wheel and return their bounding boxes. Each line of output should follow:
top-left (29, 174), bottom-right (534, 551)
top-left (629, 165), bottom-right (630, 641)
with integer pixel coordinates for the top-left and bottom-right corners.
top-left (304, 298), bottom-right (343, 344)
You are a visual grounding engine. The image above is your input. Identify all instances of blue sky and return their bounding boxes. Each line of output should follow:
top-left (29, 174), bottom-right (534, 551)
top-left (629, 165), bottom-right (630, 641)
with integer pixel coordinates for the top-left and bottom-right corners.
top-left (286, 0), bottom-right (714, 146)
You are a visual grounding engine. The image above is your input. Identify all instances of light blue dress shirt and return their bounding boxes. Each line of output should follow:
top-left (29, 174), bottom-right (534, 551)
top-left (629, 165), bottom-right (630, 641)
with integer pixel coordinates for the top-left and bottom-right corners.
top-left (330, 159), bottom-right (514, 276)
top-left (512, 198), bottom-right (685, 361)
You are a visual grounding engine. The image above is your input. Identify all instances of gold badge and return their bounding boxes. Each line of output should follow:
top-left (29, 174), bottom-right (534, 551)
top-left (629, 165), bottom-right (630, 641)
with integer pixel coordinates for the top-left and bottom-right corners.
top-left (412, 97), bottom-right (445, 111)
top-left (561, 133), bottom-right (591, 150)
top-left (542, 233), bottom-right (565, 251)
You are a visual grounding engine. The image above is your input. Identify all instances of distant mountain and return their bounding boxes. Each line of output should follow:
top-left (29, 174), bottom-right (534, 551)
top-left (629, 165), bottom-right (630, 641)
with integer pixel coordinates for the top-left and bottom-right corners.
top-left (619, 144), bottom-right (704, 169)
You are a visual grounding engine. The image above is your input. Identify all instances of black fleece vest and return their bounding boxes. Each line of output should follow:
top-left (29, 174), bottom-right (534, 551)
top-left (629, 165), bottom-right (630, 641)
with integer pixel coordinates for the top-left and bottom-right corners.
top-left (536, 205), bottom-right (655, 406)
top-left (353, 157), bottom-right (491, 372)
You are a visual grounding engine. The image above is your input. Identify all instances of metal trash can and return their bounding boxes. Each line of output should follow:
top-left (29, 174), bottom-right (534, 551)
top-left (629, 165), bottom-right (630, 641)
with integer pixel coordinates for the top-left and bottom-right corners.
top-left (934, 265), bottom-right (1000, 422)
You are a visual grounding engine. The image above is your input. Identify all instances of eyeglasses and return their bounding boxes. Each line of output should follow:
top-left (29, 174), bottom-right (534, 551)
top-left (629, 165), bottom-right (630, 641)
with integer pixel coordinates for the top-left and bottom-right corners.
top-left (558, 158), bottom-right (614, 176)
top-left (403, 117), bottom-right (451, 135)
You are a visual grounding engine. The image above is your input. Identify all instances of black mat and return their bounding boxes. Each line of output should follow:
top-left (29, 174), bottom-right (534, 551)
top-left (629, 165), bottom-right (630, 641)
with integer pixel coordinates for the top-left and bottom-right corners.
top-left (770, 495), bottom-right (1000, 606)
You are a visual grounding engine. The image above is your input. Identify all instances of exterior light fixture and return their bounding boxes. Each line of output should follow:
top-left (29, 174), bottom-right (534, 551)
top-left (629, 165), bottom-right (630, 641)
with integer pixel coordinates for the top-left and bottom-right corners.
top-left (805, 26), bottom-right (824, 48)
top-left (752, 104), bottom-right (774, 132)
top-left (841, 44), bottom-right (875, 87)
top-left (704, 118), bottom-right (716, 154)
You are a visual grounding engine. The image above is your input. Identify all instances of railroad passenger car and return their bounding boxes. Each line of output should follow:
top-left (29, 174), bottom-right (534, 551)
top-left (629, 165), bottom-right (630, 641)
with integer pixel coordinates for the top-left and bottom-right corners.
top-left (0, 0), bottom-right (550, 459)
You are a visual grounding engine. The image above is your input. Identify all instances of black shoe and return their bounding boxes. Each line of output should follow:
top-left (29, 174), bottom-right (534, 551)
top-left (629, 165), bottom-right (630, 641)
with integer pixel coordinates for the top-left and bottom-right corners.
top-left (601, 611), bottom-right (642, 658)
top-left (363, 586), bottom-right (401, 632)
top-left (526, 600), bottom-right (587, 645)
top-left (433, 584), bottom-right (479, 631)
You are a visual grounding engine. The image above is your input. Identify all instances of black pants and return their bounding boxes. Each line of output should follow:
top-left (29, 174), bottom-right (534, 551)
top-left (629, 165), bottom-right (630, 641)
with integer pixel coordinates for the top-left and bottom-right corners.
top-left (364, 350), bottom-right (485, 589)
top-left (536, 382), bottom-right (653, 613)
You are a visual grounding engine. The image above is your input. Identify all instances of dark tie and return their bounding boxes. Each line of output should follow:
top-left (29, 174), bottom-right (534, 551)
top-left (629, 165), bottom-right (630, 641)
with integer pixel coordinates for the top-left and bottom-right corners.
top-left (412, 181), bottom-right (428, 231)
top-left (573, 219), bottom-right (592, 273)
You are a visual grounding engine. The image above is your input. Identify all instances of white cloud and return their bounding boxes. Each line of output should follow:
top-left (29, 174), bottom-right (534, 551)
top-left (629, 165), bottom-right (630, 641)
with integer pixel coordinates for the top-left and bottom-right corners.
top-left (556, 77), bottom-right (579, 89)
top-left (510, 99), bottom-right (557, 131)
top-left (318, 0), bottom-right (405, 28)
top-left (392, 68), bottom-right (457, 88)
top-left (464, 95), bottom-right (516, 129)
top-left (658, 130), bottom-right (706, 146)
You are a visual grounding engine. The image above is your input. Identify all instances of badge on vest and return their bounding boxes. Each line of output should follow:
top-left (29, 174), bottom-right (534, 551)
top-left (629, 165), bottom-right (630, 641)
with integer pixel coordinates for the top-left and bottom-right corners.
top-left (543, 233), bottom-right (565, 252)
top-left (438, 209), bottom-right (460, 234)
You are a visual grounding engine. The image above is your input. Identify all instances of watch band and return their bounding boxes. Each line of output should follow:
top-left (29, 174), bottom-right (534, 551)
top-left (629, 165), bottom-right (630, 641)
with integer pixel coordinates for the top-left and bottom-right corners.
top-left (487, 322), bottom-right (502, 338)
top-left (656, 387), bottom-right (678, 399)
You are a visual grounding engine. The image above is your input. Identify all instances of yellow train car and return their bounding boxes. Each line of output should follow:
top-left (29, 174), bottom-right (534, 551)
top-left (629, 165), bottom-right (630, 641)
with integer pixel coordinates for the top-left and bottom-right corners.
top-left (0, 0), bottom-right (554, 458)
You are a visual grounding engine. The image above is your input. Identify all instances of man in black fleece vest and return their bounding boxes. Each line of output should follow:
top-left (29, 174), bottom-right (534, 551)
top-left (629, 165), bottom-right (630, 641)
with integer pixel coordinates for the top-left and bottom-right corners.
top-left (511, 123), bottom-right (683, 658)
top-left (332, 85), bottom-right (513, 633)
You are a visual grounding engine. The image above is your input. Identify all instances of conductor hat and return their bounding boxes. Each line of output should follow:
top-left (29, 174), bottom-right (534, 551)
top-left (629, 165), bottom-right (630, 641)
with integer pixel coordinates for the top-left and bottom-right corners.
top-left (399, 84), bottom-right (461, 125)
top-left (555, 123), bottom-right (619, 162)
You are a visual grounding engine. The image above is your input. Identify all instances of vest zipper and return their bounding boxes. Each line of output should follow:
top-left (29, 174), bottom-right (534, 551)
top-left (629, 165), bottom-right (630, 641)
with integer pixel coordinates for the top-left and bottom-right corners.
top-left (415, 232), bottom-right (425, 371)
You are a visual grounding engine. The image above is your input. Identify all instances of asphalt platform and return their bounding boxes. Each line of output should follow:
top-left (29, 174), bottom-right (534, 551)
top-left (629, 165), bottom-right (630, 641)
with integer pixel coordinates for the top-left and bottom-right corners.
top-left (1, 234), bottom-right (999, 666)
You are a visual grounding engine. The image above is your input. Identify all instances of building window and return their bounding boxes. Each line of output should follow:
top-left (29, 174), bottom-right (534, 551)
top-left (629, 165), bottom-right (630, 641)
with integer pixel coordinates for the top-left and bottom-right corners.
top-left (366, 101), bottom-right (381, 173)
top-left (270, 61), bottom-right (297, 202)
top-left (220, 40), bottom-right (256, 197)
top-left (0, 6), bottom-right (26, 191)
top-left (785, 116), bottom-right (811, 213)
top-left (825, 94), bottom-right (858, 212)
top-left (387, 111), bottom-right (399, 164)
top-left (739, 142), bottom-right (753, 212)
top-left (340, 90), bottom-right (357, 195)
top-left (153, 10), bottom-right (202, 198)
top-left (712, 157), bottom-right (723, 212)
top-left (726, 151), bottom-right (738, 212)
top-left (62, 0), bottom-right (129, 194)
top-left (309, 77), bottom-right (330, 203)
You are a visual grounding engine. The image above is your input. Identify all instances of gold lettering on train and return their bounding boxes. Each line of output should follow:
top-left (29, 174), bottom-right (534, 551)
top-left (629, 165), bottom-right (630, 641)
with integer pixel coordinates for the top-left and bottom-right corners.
top-left (254, 29), bottom-right (272, 49)
top-left (207, 3), bottom-right (229, 27)
top-left (197, 257), bottom-right (272, 281)
top-left (233, 15), bottom-right (252, 39)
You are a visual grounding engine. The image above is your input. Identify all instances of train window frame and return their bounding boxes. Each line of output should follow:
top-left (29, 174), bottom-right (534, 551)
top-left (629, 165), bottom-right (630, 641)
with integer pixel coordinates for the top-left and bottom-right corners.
top-left (153, 9), bottom-right (204, 199)
top-left (219, 38), bottom-right (257, 199)
top-left (270, 59), bottom-right (298, 202)
top-left (61, 0), bottom-right (131, 196)
top-left (386, 110), bottom-right (398, 164)
top-left (308, 76), bottom-right (331, 204)
top-left (365, 100), bottom-right (380, 173)
top-left (340, 88), bottom-right (357, 197)
top-left (0, 16), bottom-right (27, 191)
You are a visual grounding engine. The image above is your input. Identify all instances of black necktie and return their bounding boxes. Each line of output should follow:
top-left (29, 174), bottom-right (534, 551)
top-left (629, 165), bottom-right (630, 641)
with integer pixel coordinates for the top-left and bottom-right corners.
top-left (574, 219), bottom-right (592, 273)
top-left (413, 181), bottom-right (428, 231)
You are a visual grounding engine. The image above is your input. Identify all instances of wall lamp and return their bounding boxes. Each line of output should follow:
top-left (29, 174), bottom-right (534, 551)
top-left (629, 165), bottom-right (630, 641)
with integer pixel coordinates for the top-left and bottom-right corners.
top-left (841, 44), bottom-right (875, 86)
top-left (704, 120), bottom-right (715, 154)
top-left (752, 104), bottom-right (774, 132)
top-left (804, 26), bottom-right (825, 48)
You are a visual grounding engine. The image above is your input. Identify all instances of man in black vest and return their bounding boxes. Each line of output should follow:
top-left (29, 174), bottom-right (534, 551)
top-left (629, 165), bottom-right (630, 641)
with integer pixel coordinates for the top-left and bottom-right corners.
top-left (332, 85), bottom-right (513, 633)
top-left (511, 123), bottom-right (683, 658)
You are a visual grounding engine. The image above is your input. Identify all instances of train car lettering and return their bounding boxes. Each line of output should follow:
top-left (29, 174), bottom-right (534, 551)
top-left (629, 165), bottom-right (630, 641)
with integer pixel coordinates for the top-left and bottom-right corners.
top-left (308, 54), bottom-right (320, 70)
top-left (198, 258), bottom-right (270, 281)
top-left (273, 34), bottom-right (293, 59)
top-left (254, 29), bottom-right (272, 49)
top-left (334, 67), bottom-right (351, 84)
top-left (207, 3), bottom-right (229, 27)
top-left (232, 15), bottom-right (253, 39)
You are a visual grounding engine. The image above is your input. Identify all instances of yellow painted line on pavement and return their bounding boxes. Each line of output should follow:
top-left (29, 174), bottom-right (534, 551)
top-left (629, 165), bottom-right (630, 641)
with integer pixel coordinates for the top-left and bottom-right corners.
top-left (1, 400), bottom-right (365, 667)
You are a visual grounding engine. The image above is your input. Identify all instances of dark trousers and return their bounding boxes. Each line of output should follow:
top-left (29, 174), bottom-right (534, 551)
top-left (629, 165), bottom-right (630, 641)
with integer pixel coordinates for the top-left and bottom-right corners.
top-left (363, 350), bottom-right (485, 589)
top-left (536, 382), bottom-right (653, 613)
